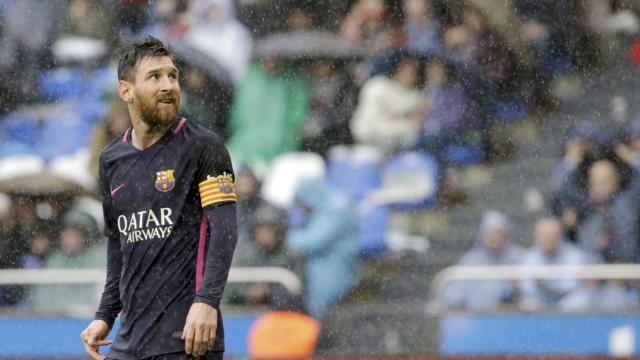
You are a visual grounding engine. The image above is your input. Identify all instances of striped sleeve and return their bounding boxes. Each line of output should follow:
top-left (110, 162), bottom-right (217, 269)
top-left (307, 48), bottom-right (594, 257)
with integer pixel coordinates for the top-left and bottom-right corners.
top-left (198, 175), bottom-right (237, 208)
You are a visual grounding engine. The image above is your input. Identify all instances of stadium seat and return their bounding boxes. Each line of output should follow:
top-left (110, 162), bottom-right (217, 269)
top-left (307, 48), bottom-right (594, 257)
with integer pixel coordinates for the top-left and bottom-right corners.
top-left (327, 145), bottom-right (382, 204)
top-left (446, 144), bottom-right (484, 166)
top-left (365, 152), bottom-right (438, 211)
top-left (76, 98), bottom-right (108, 125)
top-left (0, 113), bottom-right (38, 147)
top-left (87, 65), bottom-right (118, 99)
top-left (34, 113), bottom-right (92, 161)
top-left (40, 67), bottom-right (85, 101)
top-left (262, 152), bottom-right (326, 208)
top-left (357, 203), bottom-right (389, 257)
top-left (495, 99), bottom-right (528, 122)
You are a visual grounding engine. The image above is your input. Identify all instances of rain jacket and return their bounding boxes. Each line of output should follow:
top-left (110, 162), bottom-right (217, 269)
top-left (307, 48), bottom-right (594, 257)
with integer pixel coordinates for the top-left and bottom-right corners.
top-left (519, 241), bottom-right (594, 310)
top-left (227, 63), bottom-right (311, 171)
top-left (185, 0), bottom-right (252, 84)
top-left (556, 159), bottom-right (640, 263)
top-left (441, 211), bottom-right (523, 310)
top-left (351, 75), bottom-right (423, 153)
top-left (288, 179), bottom-right (359, 318)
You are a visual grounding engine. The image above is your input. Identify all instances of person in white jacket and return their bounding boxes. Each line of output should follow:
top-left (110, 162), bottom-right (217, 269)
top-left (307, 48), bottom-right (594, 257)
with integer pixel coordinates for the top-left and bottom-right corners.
top-left (185, 0), bottom-right (252, 85)
top-left (351, 55), bottom-right (426, 153)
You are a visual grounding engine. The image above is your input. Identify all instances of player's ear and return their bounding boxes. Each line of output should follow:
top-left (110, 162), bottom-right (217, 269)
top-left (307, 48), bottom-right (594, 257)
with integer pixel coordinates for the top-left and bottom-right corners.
top-left (119, 80), bottom-right (134, 103)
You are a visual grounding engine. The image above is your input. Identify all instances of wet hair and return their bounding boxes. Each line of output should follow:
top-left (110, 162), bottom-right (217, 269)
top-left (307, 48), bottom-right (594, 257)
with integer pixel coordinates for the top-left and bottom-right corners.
top-left (117, 36), bottom-right (174, 82)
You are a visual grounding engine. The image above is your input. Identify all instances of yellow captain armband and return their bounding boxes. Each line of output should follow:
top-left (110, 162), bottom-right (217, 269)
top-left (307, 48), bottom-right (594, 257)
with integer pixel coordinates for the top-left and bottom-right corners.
top-left (198, 174), bottom-right (237, 208)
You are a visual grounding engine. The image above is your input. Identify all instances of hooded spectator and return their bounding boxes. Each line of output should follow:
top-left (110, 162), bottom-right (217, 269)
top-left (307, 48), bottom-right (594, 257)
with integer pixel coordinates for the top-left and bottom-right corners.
top-left (226, 204), bottom-right (303, 311)
top-left (441, 211), bottom-right (523, 310)
top-left (184, 0), bottom-right (252, 84)
top-left (288, 179), bottom-right (359, 318)
top-left (226, 58), bottom-right (311, 170)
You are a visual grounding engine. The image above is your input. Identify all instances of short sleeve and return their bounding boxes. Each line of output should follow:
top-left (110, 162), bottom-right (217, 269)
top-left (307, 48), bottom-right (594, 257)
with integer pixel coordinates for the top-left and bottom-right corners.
top-left (196, 134), bottom-right (237, 209)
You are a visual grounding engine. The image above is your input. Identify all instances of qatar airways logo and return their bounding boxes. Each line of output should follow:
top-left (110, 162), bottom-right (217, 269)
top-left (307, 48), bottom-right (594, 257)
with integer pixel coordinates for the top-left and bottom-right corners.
top-left (117, 208), bottom-right (173, 243)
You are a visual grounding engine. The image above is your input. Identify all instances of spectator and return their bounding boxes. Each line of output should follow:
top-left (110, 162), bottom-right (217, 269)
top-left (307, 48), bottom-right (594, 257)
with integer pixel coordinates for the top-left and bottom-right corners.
top-left (235, 165), bottom-right (265, 244)
top-left (89, 100), bottom-right (131, 179)
top-left (341, 0), bottom-right (406, 55)
top-left (300, 60), bottom-right (358, 155)
top-left (519, 217), bottom-right (595, 311)
top-left (550, 123), bottom-right (604, 242)
top-left (402, 0), bottom-right (441, 53)
top-left (576, 156), bottom-right (640, 263)
top-left (0, 0), bottom-right (64, 105)
top-left (19, 224), bottom-right (52, 270)
top-left (59, 0), bottom-right (117, 47)
top-left (288, 179), bottom-right (359, 318)
top-left (350, 54), bottom-right (425, 154)
top-left (184, 0), bottom-right (252, 84)
top-left (226, 204), bottom-right (303, 311)
top-left (442, 211), bottom-right (523, 310)
top-left (179, 66), bottom-right (216, 131)
top-left (29, 210), bottom-right (105, 316)
top-left (226, 58), bottom-right (310, 171)
top-left (444, 3), bottom-right (524, 103)
top-left (415, 59), bottom-right (473, 180)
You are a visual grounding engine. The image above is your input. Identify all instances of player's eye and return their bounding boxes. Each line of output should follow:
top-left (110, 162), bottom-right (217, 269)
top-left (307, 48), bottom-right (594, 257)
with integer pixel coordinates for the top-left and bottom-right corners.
top-left (150, 74), bottom-right (159, 80)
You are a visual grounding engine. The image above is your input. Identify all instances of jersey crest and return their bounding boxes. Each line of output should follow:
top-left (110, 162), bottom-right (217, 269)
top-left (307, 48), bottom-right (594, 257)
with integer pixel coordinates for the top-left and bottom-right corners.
top-left (155, 169), bottom-right (176, 192)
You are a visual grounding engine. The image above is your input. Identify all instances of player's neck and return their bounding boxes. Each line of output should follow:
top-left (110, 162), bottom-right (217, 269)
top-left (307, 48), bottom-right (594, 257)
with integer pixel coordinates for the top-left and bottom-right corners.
top-left (130, 117), bottom-right (172, 150)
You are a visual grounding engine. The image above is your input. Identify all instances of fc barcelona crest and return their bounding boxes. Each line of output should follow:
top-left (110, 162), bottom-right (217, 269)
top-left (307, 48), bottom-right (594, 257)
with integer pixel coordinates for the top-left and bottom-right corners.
top-left (155, 169), bottom-right (176, 192)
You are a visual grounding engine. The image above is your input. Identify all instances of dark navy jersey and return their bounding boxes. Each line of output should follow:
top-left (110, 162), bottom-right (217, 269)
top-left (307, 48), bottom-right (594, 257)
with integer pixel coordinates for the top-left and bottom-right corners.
top-left (95, 118), bottom-right (237, 359)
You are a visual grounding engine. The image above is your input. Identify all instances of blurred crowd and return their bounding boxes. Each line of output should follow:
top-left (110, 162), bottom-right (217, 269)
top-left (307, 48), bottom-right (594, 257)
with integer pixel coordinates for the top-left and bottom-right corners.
top-left (0, 0), bottom-right (639, 318)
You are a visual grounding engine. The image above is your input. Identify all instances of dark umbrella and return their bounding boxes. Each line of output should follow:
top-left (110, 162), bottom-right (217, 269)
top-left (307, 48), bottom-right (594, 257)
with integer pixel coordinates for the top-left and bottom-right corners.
top-left (252, 31), bottom-right (366, 60)
top-left (167, 40), bottom-right (233, 88)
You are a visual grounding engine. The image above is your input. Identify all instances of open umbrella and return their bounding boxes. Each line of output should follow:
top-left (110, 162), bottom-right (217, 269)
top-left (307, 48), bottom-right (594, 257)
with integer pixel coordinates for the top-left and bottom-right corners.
top-left (167, 40), bottom-right (233, 88)
top-left (252, 30), bottom-right (367, 60)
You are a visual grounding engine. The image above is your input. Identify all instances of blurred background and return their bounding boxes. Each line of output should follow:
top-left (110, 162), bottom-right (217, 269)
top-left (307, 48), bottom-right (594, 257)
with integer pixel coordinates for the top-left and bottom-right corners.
top-left (2, 0), bottom-right (640, 359)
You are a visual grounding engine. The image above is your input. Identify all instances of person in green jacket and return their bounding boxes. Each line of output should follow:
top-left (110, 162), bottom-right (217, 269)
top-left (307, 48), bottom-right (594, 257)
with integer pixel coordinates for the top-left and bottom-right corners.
top-left (226, 58), bottom-right (311, 171)
top-left (29, 210), bottom-right (106, 317)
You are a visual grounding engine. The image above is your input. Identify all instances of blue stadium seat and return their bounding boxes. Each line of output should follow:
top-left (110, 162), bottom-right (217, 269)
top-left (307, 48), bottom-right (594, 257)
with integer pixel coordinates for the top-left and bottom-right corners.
top-left (87, 65), bottom-right (118, 99)
top-left (357, 204), bottom-right (389, 258)
top-left (381, 152), bottom-right (438, 211)
top-left (0, 141), bottom-right (33, 158)
top-left (327, 146), bottom-right (382, 204)
top-left (495, 99), bottom-right (528, 122)
top-left (446, 144), bottom-right (484, 166)
top-left (34, 113), bottom-right (92, 161)
top-left (76, 98), bottom-right (108, 125)
top-left (0, 113), bottom-right (38, 147)
top-left (40, 67), bottom-right (85, 101)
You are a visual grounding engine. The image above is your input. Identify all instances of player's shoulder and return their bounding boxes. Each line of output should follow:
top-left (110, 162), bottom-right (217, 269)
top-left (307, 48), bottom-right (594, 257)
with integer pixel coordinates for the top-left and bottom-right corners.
top-left (180, 118), bottom-right (226, 151)
top-left (98, 131), bottom-right (129, 165)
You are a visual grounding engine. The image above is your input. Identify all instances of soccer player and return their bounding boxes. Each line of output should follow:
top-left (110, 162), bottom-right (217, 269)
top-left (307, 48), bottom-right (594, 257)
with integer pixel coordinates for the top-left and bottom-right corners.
top-left (80, 36), bottom-right (238, 360)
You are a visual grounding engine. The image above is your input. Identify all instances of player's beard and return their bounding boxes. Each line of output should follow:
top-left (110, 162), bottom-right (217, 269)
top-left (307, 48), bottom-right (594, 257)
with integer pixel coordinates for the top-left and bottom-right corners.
top-left (135, 92), bottom-right (180, 131)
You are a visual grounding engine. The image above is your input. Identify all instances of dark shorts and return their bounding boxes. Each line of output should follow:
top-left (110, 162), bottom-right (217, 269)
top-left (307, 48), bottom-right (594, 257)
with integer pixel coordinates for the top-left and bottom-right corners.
top-left (108, 352), bottom-right (224, 360)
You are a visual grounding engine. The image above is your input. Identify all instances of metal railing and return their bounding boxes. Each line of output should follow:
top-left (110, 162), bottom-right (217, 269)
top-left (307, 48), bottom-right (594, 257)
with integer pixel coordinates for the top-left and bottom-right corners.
top-left (428, 264), bottom-right (640, 310)
top-left (0, 266), bottom-right (303, 295)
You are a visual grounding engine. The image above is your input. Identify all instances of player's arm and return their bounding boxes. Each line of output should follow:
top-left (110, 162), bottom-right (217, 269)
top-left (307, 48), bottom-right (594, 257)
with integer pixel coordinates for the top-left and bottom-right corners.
top-left (183, 134), bottom-right (238, 356)
top-left (81, 157), bottom-right (123, 360)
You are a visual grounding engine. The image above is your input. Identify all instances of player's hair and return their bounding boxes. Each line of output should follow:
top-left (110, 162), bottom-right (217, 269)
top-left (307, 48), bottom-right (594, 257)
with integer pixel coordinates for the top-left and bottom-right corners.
top-left (117, 36), bottom-right (174, 82)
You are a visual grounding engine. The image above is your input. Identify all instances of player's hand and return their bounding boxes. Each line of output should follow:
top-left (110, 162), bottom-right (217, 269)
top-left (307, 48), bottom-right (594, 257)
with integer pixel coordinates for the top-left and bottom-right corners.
top-left (80, 320), bottom-right (112, 360)
top-left (182, 302), bottom-right (218, 356)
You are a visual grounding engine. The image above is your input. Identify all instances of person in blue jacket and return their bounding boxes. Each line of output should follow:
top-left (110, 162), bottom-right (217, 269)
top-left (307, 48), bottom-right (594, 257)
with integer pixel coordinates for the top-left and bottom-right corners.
top-left (288, 178), bottom-right (360, 318)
